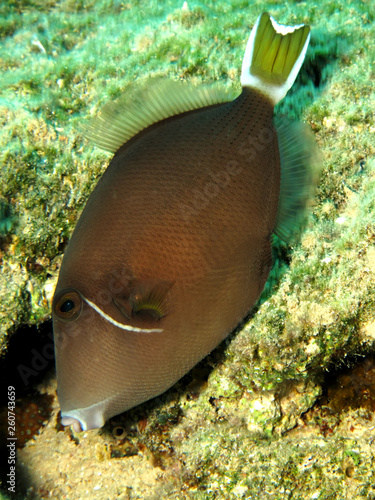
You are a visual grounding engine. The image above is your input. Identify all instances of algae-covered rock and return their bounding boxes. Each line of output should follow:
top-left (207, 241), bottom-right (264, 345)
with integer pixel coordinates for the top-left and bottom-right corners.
top-left (1, 0), bottom-right (375, 498)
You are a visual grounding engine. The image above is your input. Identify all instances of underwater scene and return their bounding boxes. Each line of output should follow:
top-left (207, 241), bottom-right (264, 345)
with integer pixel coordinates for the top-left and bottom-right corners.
top-left (0, 0), bottom-right (375, 498)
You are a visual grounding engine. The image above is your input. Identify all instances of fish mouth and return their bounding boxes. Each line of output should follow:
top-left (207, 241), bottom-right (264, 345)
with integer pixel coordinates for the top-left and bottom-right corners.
top-left (61, 415), bottom-right (86, 432)
top-left (60, 397), bottom-right (111, 431)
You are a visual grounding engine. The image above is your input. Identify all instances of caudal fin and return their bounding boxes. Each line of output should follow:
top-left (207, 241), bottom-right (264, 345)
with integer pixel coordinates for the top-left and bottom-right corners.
top-left (241, 12), bottom-right (310, 105)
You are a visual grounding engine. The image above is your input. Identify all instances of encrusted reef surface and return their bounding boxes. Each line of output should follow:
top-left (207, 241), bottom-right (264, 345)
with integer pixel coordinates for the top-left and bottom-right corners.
top-left (1, 0), bottom-right (375, 498)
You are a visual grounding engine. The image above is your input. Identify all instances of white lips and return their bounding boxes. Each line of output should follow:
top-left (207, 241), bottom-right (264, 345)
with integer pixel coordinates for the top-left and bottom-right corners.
top-left (61, 398), bottom-right (110, 431)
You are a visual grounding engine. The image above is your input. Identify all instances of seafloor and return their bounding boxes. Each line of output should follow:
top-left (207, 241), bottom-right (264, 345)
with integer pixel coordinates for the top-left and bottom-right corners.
top-left (0, 0), bottom-right (375, 498)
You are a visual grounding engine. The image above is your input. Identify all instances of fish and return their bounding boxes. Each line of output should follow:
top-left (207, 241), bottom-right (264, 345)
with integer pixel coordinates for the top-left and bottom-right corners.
top-left (52, 12), bottom-right (320, 432)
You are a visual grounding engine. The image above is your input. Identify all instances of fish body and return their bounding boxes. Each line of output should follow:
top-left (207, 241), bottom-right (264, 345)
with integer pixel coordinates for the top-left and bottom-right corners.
top-left (53, 13), bottom-right (317, 431)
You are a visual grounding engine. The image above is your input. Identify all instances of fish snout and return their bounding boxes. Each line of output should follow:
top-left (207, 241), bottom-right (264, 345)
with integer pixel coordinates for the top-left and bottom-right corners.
top-left (60, 398), bottom-right (108, 431)
top-left (60, 415), bottom-right (83, 433)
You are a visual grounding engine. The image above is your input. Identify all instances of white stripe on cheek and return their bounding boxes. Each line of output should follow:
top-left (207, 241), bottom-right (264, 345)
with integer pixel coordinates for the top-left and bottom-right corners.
top-left (82, 296), bottom-right (163, 333)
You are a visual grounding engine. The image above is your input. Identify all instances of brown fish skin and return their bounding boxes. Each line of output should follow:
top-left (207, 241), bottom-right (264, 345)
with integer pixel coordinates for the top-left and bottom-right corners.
top-left (53, 13), bottom-right (314, 431)
top-left (53, 89), bottom-right (278, 423)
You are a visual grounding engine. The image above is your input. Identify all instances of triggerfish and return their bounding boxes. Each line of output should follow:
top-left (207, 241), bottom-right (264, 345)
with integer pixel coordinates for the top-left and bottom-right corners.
top-left (52, 12), bottom-right (320, 431)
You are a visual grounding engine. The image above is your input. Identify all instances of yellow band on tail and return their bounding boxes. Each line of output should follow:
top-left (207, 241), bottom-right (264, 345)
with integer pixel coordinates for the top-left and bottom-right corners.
top-left (241, 12), bottom-right (310, 105)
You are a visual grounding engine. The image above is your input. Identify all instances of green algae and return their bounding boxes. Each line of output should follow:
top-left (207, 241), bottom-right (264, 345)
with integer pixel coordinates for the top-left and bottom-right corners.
top-left (1, 0), bottom-right (375, 497)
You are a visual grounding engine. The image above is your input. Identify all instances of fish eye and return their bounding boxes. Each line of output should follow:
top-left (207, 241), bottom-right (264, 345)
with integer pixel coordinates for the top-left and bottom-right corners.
top-left (53, 289), bottom-right (83, 322)
top-left (60, 299), bottom-right (75, 313)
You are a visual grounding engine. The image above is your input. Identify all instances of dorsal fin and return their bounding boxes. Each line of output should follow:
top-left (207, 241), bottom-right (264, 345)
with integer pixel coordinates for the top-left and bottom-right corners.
top-left (83, 78), bottom-right (237, 153)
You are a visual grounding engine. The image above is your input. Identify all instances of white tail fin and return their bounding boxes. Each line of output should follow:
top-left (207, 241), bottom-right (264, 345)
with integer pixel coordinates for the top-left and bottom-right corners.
top-left (241, 12), bottom-right (310, 105)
